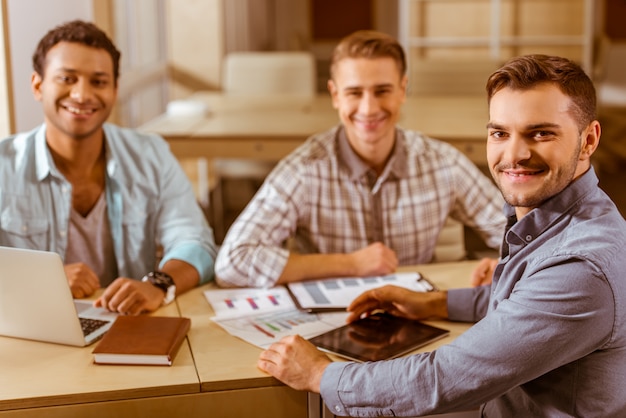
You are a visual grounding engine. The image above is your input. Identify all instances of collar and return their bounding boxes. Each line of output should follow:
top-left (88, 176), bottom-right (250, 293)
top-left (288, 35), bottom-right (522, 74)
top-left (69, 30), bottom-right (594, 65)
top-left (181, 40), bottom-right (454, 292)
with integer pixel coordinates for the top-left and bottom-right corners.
top-left (336, 126), bottom-right (409, 182)
top-left (33, 123), bottom-right (117, 182)
top-left (505, 167), bottom-right (599, 250)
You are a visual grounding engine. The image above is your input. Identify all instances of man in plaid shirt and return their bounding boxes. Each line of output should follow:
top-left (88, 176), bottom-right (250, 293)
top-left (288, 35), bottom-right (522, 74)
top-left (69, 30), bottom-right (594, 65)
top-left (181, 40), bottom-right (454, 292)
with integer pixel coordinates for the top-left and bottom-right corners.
top-left (215, 30), bottom-right (505, 288)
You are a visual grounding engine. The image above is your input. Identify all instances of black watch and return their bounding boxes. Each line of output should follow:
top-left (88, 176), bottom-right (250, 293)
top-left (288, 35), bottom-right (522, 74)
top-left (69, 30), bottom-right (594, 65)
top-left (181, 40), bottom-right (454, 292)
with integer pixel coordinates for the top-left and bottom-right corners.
top-left (142, 271), bottom-right (176, 305)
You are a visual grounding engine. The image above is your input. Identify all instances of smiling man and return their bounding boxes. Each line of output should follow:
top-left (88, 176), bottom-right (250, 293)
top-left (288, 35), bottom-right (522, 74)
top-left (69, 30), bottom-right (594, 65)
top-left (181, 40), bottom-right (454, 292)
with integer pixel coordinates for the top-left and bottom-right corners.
top-left (0, 20), bottom-right (217, 314)
top-left (215, 30), bottom-right (505, 288)
top-left (257, 55), bottom-right (626, 417)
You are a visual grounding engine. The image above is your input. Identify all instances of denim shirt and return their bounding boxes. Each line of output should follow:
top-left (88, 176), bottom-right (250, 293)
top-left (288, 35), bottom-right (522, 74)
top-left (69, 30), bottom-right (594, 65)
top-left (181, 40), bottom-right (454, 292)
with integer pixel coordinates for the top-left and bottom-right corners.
top-left (321, 167), bottom-right (626, 417)
top-left (0, 123), bottom-right (216, 283)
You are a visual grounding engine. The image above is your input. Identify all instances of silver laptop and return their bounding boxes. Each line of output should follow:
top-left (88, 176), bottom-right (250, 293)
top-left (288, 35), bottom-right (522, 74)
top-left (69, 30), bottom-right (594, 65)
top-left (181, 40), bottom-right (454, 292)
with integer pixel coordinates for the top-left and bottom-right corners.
top-left (0, 246), bottom-right (117, 346)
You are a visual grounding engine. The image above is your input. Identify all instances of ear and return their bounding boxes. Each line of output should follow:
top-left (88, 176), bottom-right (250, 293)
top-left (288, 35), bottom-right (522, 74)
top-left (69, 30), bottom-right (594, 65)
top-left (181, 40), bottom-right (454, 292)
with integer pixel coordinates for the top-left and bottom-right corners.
top-left (327, 79), bottom-right (339, 109)
top-left (31, 71), bottom-right (43, 102)
top-left (400, 74), bottom-right (408, 102)
top-left (579, 120), bottom-right (601, 161)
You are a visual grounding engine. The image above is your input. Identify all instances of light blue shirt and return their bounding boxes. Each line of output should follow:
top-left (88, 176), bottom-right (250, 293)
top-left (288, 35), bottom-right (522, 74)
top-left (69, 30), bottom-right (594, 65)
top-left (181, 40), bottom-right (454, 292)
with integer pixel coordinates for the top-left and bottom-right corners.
top-left (321, 168), bottom-right (626, 417)
top-left (0, 123), bottom-right (216, 283)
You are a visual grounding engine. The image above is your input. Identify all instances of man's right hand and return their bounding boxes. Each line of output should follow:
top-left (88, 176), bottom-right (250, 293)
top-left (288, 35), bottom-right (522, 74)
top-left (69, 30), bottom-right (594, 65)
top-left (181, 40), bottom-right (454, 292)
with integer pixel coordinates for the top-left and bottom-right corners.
top-left (346, 285), bottom-right (448, 323)
top-left (349, 242), bottom-right (398, 277)
top-left (64, 263), bottom-right (100, 298)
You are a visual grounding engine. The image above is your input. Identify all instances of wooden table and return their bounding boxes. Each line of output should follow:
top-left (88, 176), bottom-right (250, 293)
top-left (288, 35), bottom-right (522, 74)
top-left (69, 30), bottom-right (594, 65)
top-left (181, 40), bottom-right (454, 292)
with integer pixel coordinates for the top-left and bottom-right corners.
top-left (0, 261), bottom-right (479, 418)
top-left (139, 92), bottom-right (489, 166)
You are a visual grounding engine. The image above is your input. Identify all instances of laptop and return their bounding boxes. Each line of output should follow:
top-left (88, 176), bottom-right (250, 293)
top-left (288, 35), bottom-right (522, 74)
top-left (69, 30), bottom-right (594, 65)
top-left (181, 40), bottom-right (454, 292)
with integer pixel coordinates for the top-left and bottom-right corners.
top-left (0, 246), bottom-right (118, 346)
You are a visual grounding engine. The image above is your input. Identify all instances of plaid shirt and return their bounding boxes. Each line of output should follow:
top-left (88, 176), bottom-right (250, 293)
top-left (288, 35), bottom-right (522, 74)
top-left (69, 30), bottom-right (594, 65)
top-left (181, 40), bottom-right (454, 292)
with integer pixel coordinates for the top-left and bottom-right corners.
top-left (215, 126), bottom-right (505, 287)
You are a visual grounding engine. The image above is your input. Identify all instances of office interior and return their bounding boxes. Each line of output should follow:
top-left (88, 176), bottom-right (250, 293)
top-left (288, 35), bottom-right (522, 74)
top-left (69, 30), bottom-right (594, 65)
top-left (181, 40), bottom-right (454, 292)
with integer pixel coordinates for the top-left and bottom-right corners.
top-left (2, 0), bottom-right (625, 246)
top-left (0, 1), bottom-right (625, 417)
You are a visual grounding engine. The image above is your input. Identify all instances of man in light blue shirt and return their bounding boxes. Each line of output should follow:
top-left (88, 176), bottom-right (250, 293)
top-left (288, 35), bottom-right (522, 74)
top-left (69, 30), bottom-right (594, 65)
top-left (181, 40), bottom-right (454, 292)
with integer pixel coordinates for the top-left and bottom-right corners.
top-left (258, 55), bottom-right (626, 417)
top-left (0, 20), bottom-right (216, 314)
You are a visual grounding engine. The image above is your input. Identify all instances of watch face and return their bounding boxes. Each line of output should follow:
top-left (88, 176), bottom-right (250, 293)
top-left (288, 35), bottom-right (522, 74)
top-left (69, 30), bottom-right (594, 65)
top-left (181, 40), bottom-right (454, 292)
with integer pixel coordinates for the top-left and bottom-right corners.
top-left (144, 272), bottom-right (176, 305)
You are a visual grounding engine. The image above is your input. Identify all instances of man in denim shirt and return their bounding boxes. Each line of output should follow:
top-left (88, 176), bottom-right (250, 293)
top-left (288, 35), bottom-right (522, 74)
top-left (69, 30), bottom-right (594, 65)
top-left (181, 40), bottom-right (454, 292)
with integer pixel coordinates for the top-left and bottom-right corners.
top-left (258, 55), bottom-right (626, 417)
top-left (0, 20), bottom-right (216, 314)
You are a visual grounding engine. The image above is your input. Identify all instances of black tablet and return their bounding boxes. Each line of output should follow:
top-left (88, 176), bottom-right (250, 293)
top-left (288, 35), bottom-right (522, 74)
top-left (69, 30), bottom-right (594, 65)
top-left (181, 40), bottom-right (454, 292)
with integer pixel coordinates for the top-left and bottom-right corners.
top-left (308, 313), bottom-right (449, 362)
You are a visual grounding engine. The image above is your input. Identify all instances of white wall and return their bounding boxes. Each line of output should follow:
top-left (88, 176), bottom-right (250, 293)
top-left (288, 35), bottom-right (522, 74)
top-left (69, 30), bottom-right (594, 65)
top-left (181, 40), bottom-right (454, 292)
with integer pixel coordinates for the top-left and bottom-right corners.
top-left (7, 0), bottom-right (92, 132)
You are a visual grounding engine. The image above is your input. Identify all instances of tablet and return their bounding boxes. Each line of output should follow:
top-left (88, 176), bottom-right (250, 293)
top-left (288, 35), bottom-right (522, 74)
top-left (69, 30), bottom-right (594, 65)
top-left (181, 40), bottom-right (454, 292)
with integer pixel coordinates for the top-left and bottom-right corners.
top-left (308, 313), bottom-right (449, 362)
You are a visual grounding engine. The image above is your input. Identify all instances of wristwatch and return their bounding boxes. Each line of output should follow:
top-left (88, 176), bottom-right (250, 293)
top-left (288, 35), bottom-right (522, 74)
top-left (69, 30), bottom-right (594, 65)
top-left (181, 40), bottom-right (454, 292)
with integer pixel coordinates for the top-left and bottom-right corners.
top-left (142, 271), bottom-right (176, 305)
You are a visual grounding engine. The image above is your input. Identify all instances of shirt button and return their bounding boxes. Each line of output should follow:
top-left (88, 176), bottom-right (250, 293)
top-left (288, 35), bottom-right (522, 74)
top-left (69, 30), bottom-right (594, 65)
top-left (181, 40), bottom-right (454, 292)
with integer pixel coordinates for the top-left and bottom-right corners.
top-left (22, 225), bottom-right (28, 232)
top-left (334, 405), bottom-right (341, 413)
top-left (525, 235), bottom-right (532, 242)
top-left (60, 230), bottom-right (66, 237)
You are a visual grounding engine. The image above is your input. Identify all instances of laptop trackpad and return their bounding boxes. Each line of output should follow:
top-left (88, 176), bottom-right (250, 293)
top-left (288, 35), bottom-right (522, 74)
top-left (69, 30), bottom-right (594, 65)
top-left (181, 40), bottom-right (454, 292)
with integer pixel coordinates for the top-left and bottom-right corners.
top-left (74, 300), bottom-right (118, 321)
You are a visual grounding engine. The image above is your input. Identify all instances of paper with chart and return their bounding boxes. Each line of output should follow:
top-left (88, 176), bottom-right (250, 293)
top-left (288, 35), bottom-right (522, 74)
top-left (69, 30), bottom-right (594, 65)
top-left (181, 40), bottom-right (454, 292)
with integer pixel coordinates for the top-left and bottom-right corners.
top-left (286, 272), bottom-right (435, 312)
top-left (204, 286), bottom-right (348, 349)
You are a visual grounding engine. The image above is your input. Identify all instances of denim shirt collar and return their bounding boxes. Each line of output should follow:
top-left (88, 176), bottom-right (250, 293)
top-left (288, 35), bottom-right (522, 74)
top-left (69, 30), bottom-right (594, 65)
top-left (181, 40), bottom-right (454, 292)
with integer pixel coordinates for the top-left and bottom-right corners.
top-left (33, 123), bottom-right (118, 182)
top-left (503, 166), bottom-right (599, 259)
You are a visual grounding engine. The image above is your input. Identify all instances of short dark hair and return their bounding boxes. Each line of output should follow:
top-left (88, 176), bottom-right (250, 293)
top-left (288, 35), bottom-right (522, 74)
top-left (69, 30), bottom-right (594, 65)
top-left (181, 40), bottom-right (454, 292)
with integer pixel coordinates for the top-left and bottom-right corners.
top-left (486, 55), bottom-right (596, 132)
top-left (32, 20), bottom-right (121, 84)
top-left (330, 30), bottom-right (406, 80)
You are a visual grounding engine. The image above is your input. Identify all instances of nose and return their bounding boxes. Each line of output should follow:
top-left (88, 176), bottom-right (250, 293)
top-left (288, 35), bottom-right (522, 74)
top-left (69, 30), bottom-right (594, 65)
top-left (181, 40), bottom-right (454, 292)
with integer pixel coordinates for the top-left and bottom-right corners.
top-left (69, 79), bottom-right (92, 102)
top-left (502, 134), bottom-right (532, 164)
top-left (358, 91), bottom-right (380, 115)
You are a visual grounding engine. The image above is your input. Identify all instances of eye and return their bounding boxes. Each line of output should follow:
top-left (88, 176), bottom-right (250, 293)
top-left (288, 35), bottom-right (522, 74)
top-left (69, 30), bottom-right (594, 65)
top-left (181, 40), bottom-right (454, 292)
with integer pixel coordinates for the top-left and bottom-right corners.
top-left (56, 75), bottom-right (76, 84)
top-left (488, 130), bottom-right (507, 140)
top-left (533, 130), bottom-right (556, 141)
top-left (91, 79), bottom-right (109, 88)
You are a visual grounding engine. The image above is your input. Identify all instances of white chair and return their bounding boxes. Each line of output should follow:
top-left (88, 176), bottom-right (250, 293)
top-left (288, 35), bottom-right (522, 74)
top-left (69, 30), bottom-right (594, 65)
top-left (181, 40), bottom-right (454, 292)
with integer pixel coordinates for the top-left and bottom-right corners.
top-left (212, 51), bottom-right (318, 242)
top-left (222, 51), bottom-right (316, 97)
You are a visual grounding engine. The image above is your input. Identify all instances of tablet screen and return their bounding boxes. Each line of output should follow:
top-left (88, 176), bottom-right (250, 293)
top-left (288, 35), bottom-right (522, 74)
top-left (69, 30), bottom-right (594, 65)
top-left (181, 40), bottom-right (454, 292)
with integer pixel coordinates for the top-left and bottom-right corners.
top-left (308, 313), bottom-right (449, 362)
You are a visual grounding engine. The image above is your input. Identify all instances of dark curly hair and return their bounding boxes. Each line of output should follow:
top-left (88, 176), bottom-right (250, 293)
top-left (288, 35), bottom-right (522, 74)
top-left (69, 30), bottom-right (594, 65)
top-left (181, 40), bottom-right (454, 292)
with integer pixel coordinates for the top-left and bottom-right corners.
top-left (32, 20), bottom-right (121, 85)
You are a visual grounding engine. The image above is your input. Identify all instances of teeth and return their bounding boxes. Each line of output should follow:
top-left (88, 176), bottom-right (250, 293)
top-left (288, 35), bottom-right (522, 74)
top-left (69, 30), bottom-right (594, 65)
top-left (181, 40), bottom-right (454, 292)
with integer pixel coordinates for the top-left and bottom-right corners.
top-left (66, 106), bottom-right (94, 115)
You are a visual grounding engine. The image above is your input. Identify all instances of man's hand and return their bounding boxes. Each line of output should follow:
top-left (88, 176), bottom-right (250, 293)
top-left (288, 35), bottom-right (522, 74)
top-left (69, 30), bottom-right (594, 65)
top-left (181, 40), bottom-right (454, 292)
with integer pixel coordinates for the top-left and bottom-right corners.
top-left (64, 263), bottom-right (100, 298)
top-left (94, 278), bottom-right (164, 315)
top-left (257, 335), bottom-right (331, 393)
top-left (346, 285), bottom-right (448, 323)
top-left (349, 242), bottom-right (398, 277)
top-left (470, 257), bottom-right (498, 287)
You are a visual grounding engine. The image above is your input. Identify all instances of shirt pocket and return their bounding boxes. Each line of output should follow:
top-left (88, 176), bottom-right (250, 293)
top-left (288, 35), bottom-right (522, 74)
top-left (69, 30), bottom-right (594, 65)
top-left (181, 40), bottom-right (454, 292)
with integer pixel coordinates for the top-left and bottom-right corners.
top-left (0, 192), bottom-right (50, 248)
top-left (119, 197), bottom-right (158, 265)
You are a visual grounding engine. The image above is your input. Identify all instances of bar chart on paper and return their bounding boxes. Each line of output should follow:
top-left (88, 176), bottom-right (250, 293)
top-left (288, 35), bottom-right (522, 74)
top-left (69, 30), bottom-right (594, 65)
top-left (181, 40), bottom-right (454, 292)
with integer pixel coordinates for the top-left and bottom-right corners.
top-left (204, 286), bottom-right (347, 348)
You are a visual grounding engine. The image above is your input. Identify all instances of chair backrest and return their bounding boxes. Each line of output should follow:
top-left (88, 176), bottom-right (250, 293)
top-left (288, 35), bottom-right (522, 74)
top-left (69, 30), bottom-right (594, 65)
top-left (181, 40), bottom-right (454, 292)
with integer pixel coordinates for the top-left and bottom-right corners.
top-left (222, 51), bottom-right (317, 97)
top-left (433, 217), bottom-right (466, 262)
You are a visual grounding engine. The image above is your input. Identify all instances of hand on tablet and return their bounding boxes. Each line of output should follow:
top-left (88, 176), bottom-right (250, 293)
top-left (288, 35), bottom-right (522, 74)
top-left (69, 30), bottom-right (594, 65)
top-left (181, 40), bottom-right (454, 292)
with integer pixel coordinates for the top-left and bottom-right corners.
top-left (257, 334), bottom-right (331, 393)
top-left (346, 285), bottom-right (448, 323)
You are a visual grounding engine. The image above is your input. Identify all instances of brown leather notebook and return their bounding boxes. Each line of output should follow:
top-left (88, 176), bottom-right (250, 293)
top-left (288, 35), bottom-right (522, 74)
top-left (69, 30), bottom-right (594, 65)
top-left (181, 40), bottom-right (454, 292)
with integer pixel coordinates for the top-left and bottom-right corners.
top-left (92, 316), bottom-right (191, 366)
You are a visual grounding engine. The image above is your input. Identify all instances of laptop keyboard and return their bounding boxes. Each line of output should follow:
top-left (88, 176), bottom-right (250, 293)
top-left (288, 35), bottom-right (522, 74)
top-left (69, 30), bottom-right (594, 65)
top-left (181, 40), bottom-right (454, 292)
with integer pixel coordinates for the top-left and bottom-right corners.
top-left (79, 317), bottom-right (109, 337)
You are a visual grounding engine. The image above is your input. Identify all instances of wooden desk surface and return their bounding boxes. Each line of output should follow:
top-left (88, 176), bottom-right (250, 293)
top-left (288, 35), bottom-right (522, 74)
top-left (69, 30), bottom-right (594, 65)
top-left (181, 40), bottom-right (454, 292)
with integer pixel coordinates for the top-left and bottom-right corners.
top-left (0, 260), bottom-right (478, 417)
top-left (177, 260), bottom-right (478, 388)
top-left (139, 92), bottom-right (488, 165)
top-left (0, 302), bottom-right (198, 412)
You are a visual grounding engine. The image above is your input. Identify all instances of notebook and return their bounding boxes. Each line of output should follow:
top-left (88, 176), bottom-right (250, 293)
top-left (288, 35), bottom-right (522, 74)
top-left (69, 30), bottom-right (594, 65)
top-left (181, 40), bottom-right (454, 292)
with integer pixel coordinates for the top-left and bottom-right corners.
top-left (0, 246), bottom-right (118, 346)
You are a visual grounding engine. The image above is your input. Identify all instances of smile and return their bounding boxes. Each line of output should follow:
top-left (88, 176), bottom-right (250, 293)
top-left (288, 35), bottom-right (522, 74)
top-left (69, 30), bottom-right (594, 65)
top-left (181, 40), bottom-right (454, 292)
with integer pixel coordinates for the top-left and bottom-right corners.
top-left (64, 105), bottom-right (96, 115)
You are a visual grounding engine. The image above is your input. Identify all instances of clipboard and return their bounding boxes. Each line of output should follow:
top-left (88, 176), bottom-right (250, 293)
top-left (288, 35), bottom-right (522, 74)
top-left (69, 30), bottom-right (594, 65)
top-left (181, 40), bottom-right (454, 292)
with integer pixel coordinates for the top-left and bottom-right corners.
top-left (286, 272), bottom-right (437, 313)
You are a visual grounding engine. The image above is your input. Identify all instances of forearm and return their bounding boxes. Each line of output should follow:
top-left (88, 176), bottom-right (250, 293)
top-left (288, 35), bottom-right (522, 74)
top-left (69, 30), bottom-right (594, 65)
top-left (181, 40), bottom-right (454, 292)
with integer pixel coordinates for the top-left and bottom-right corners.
top-left (277, 252), bottom-right (360, 284)
top-left (160, 259), bottom-right (200, 295)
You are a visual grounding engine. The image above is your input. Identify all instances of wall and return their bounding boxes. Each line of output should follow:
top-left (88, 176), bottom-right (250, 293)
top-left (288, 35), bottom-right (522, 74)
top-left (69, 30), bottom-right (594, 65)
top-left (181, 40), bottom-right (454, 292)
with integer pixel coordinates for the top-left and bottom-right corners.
top-left (166, 0), bottom-right (224, 100)
top-left (6, 0), bottom-right (93, 133)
